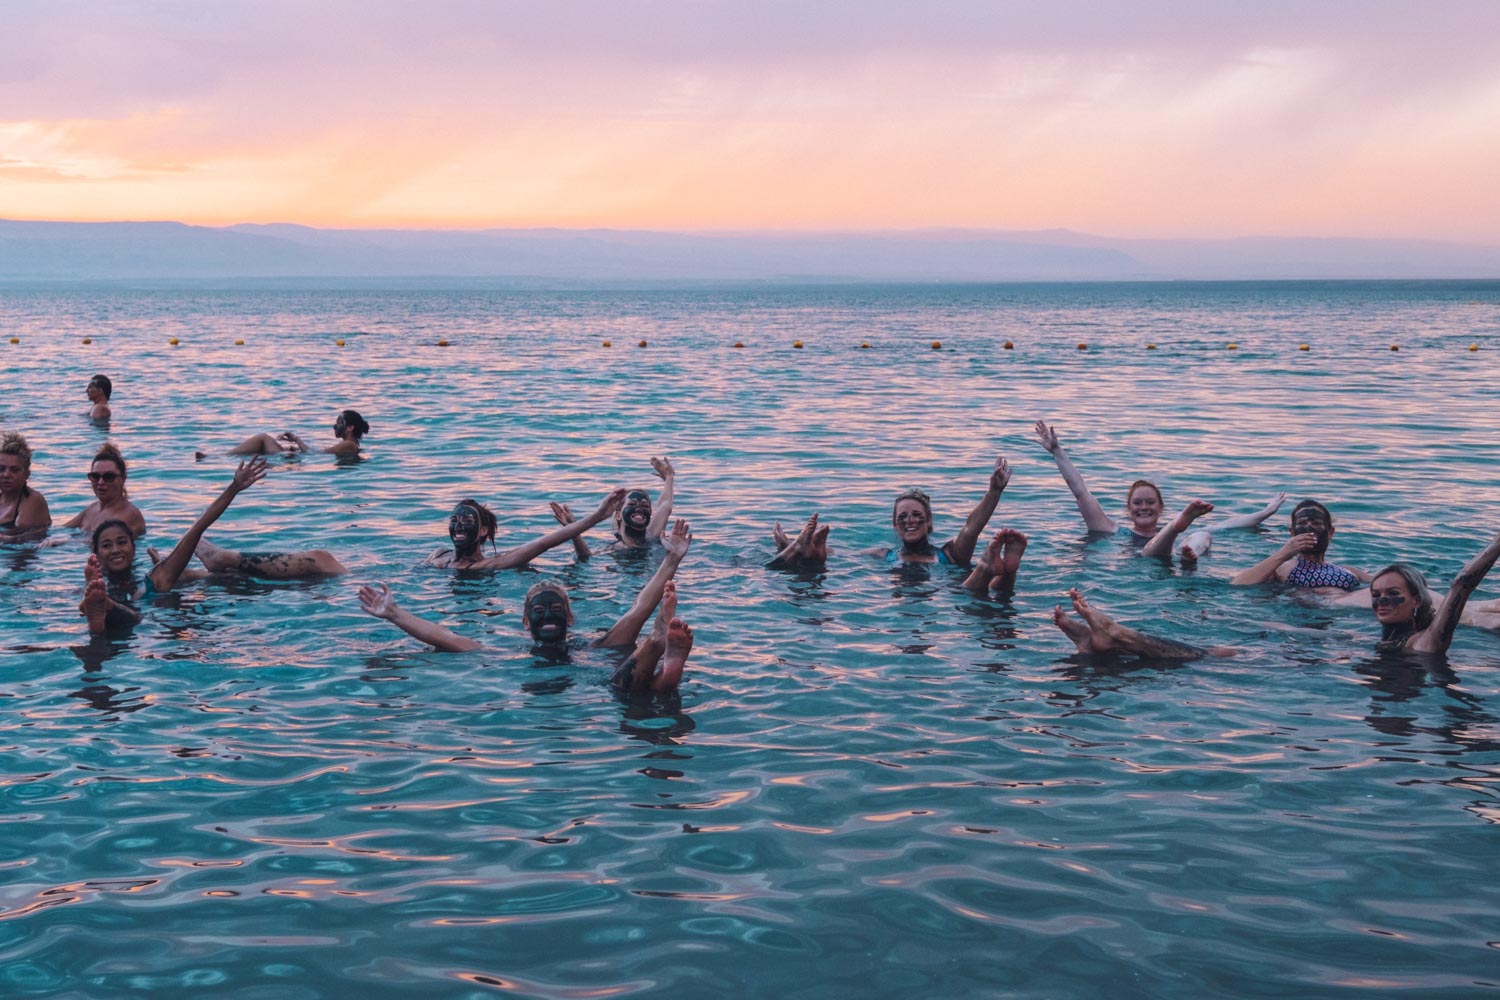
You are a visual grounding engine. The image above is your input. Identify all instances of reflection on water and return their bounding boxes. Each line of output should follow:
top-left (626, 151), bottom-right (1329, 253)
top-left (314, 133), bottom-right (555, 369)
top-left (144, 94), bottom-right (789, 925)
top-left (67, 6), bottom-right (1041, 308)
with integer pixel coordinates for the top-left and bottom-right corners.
top-left (1, 281), bottom-right (1499, 996)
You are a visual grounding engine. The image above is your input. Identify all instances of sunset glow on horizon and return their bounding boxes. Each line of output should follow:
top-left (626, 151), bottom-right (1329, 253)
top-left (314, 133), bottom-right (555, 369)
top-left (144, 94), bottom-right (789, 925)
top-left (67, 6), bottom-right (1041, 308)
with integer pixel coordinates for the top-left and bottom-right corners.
top-left (3, 1), bottom-right (1500, 241)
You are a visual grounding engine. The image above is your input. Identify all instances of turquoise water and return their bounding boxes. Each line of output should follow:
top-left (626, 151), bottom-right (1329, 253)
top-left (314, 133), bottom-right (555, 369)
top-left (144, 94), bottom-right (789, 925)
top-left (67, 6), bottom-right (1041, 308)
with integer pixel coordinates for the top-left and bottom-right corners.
top-left (2, 280), bottom-right (1500, 998)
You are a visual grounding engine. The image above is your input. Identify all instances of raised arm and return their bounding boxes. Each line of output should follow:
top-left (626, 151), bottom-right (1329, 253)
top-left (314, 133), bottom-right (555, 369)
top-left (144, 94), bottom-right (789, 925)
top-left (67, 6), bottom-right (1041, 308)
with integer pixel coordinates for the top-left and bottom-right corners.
top-left (598, 519), bottom-right (691, 648)
top-left (473, 488), bottom-right (625, 570)
top-left (1228, 533), bottom-right (1316, 586)
top-left (1211, 492), bottom-right (1288, 531)
top-left (1412, 530), bottom-right (1500, 655)
top-left (358, 582), bottom-right (483, 652)
top-left (645, 457), bottom-right (675, 539)
top-left (1142, 499), bottom-right (1214, 559)
top-left (945, 456), bottom-right (1010, 567)
top-left (550, 501), bottom-right (592, 561)
top-left (1033, 420), bottom-right (1115, 533)
top-left (147, 458), bottom-right (267, 593)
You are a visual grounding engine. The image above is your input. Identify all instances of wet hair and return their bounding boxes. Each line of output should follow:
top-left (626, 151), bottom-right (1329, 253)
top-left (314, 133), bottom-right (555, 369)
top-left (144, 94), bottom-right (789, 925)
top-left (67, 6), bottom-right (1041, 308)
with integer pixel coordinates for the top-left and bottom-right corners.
top-left (1291, 499), bottom-right (1333, 527)
top-left (0, 431), bottom-right (32, 469)
top-left (1125, 479), bottom-right (1163, 508)
top-left (92, 442), bottom-right (127, 477)
top-left (337, 409), bottom-right (370, 440)
top-left (522, 579), bottom-right (573, 625)
top-left (1372, 562), bottom-right (1435, 632)
top-left (891, 487), bottom-right (933, 525)
top-left (88, 374), bottom-right (113, 399)
top-left (91, 519), bottom-right (135, 554)
top-left (454, 498), bottom-right (498, 548)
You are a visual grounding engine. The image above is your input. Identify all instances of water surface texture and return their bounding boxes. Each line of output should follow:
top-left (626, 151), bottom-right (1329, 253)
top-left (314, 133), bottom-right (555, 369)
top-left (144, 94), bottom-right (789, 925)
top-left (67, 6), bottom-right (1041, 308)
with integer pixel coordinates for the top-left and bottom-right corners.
top-left (2, 281), bottom-right (1500, 998)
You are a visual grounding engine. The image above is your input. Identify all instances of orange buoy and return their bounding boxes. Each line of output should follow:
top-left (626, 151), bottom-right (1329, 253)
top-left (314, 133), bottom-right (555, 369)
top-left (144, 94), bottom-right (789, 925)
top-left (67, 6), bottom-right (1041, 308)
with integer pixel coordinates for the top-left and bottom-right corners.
top-left (602, 340), bottom-right (611, 347)
top-left (1390, 344), bottom-right (1399, 351)
top-left (732, 342), bottom-right (744, 349)
top-left (437, 339), bottom-right (448, 346)
top-left (7, 337), bottom-right (17, 344)
top-left (82, 337), bottom-right (92, 345)
top-left (335, 339), bottom-right (345, 347)
top-left (637, 339), bottom-right (647, 348)
top-left (1469, 343), bottom-right (1479, 351)
top-left (931, 341), bottom-right (941, 350)
top-left (169, 337), bottom-right (179, 346)
top-left (1077, 343), bottom-right (1088, 351)
top-left (793, 341), bottom-right (803, 349)
top-left (859, 342), bottom-right (870, 349)
top-left (1298, 344), bottom-right (1309, 351)
top-left (234, 339), bottom-right (245, 346)
top-left (1146, 343), bottom-right (1157, 350)
top-left (1002, 341), bottom-right (1013, 350)
top-left (1227, 343), bottom-right (1238, 350)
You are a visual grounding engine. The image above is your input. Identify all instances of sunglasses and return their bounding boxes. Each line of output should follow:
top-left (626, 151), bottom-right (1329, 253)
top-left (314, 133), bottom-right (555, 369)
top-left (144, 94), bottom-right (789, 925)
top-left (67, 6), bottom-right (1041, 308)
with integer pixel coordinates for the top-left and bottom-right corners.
top-left (1370, 594), bottom-right (1407, 609)
top-left (87, 471), bottom-right (121, 484)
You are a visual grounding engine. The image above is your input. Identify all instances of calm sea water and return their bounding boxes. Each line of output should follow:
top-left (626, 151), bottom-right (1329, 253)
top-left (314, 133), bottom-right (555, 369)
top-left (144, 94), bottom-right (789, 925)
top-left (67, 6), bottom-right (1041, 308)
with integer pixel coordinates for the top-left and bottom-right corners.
top-left (2, 280), bottom-right (1499, 998)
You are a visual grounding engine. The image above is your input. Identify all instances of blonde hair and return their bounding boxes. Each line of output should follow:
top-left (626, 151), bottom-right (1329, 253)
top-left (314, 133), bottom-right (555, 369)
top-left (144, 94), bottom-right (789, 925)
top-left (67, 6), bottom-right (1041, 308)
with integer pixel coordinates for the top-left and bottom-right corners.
top-left (522, 579), bottom-right (573, 625)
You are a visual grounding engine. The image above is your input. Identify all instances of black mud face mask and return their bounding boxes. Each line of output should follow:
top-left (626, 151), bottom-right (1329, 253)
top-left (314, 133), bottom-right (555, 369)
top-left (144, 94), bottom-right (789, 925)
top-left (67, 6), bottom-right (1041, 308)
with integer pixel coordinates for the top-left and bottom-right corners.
top-left (621, 492), bottom-right (652, 533)
top-left (1292, 514), bottom-right (1331, 555)
top-left (526, 592), bottom-right (570, 642)
top-left (449, 504), bottom-right (482, 556)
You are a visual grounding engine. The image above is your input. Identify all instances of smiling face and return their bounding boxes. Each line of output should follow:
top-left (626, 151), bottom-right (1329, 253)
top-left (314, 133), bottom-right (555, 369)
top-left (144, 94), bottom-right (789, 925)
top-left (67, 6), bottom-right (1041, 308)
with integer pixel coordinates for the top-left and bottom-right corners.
top-left (1370, 571), bottom-right (1416, 628)
top-left (94, 524), bottom-right (137, 576)
top-left (0, 453), bottom-right (27, 497)
top-left (892, 497), bottom-right (931, 546)
top-left (619, 490), bottom-right (653, 537)
top-left (524, 589), bottom-right (572, 644)
top-left (1126, 484), bottom-right (1163, 530)
top-left (88, 459), bottom-right (125, 504)
top-left (448, 503), bottom-right (482, 555)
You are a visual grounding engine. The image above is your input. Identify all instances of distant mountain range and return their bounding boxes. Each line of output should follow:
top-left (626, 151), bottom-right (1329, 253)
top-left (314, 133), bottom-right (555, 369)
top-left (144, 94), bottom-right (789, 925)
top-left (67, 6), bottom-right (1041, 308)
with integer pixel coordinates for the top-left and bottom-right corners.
top-left (2, 219), bottom-right (1499, 282)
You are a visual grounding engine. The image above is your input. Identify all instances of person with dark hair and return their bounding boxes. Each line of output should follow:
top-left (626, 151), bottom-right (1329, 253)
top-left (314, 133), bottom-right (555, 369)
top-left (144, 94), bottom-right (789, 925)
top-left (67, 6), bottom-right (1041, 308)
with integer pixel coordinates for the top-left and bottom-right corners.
top-left (1229, 499), bottom-right (1371, 591)
top-left (1032, 419), bottom-right (1285, 561)
top-left (0, 432), bottom-right (51, 539)
top-left (63, 443), bottom-right (146, 536)
top-left (1367, 532), bottom-right (1500, 654)
top-left (426, 488), bottom-right (625, 570)
top-left (361, 520), bottom-right (696, 693)
top-left (86, 374), bottom-right (112, 423)
top-left (214, 409), bottom-right (370, 459)
top-left (609, 457), bottom-right (675, 552)
top-left (80, 458), bottom-right (267, 632)
top-left (770, 456), bottom-right (1011, 569)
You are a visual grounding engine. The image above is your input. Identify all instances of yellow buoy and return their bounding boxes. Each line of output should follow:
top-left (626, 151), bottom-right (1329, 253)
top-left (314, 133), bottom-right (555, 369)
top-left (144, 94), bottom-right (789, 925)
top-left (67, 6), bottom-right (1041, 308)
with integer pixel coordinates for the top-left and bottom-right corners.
top-left (1077, 343), bottom-right (1088, 351)
top-left (82, 337), bottom-right (92, 345)
top-left (437, 339), bottom-right (449, 346)
top-left (335, 339), bottom-right (345, 347)
top-left (732, 342), bottom-right (744, 349)
top-left (1146, 343), bottom-right (1157, 350)
top-left (1469, 343), bottom-right (1479, 351)
top-left (1002, 341), bottom-right (1013, 350)
top-left (860, 342), bottom-right (870, 349)
top-left (793, 341), bottom-right (803, 348)
top-left (169, 337), bottom-right (179, 346)
top-left (1298, 344), bottom-right (1309, 351)
top-left (931, 341), bottom-right (941, 350)
top-left (234, 339), bottom-right (245, 346)
top-left (602, 340), bottom-right (611, 347)
top-left (1227, 343), bottom-right (1238, 350)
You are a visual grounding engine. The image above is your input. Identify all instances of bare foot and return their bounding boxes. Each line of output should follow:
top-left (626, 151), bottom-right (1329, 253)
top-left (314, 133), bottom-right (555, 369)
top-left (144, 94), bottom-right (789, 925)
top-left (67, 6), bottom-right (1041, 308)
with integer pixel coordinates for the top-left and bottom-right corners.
top-left (1068, 588), bottom-right (1119, 652)
top-left (653, 617), bottom-right (694, 692)
top-left (195, 537), bottom-right (236, 572)
top-left (82, 578), bottom-right (111, 633)
top-left (657, 579), bottom-right (678, 625)
top-left (146, 546), bottom-right (164, 567)
top-left (999, 529), bottom-right (1027, 576)
top-left (1052, 605), bottom-right (1096, 653)
top-left (1179, 543), bottom-right (1199, 566)
top-left (84, 553), bottom-right (103, 587)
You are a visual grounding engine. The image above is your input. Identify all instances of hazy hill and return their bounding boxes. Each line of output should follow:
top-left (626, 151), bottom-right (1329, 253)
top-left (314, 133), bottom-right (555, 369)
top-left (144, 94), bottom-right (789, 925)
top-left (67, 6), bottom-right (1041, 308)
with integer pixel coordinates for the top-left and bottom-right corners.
top-left (2, 219), bottom-right (1498, 282)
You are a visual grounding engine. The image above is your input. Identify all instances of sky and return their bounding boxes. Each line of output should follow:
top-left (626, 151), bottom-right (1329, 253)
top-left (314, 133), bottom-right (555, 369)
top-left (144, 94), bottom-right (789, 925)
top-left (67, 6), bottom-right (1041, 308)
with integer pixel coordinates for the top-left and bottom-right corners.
top-left (2, 1), bottom-right (1499, 241)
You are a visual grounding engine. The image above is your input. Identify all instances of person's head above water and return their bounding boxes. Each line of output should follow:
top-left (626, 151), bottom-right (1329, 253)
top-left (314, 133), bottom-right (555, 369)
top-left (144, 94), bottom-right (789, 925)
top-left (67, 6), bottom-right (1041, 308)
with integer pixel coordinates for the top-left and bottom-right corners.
top-left (1369, 562), bottom-right (1434, 636)
top-left (88, 443), bottom-right (129, 504)
top-left (334, 410), bottom-right (369, 441)
top-left (87, 374), bottom-right (112, 401)
top-left (614, 489), bottom-right (654, 540)
top-left (91, 518), bottom-right (137, 578)
top-left (1125, 480), bottom-right (1164, 527)
top-left (522, 579), bottom-right (573, 644)
top-left (448, 499), bottom-right (497, 557)
top-left (0, 432), bottom-right (34, 493)
top-left (891, 487), bottom-right (934, 549)
top-left (1290, 499), bottom-right (1334, 555)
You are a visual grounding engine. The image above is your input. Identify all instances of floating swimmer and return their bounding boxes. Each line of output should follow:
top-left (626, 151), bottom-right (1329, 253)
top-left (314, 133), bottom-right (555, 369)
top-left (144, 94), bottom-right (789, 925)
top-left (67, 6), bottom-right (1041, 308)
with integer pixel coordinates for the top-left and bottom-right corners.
top-left (1052, 588), bottom-right (1238, 660)
top-left (0, 432), bottom-right (52, 540)
top-left (1033, 419), bottom-right (1285, 562)
top-left (427, 487), bottom-right (626, 570)
top-left (63, 443), bottom-right (147, 537)
top-left (1229, 499), bottom-right (1371, 591)
top-left (80, 458), bottom-right (268, 633)
top-left (85, 374), bottom-right (112, 423)
top-left (208, 409), bottom-right (369, 459)
top-left (361, 519), bottom-right (695, 693)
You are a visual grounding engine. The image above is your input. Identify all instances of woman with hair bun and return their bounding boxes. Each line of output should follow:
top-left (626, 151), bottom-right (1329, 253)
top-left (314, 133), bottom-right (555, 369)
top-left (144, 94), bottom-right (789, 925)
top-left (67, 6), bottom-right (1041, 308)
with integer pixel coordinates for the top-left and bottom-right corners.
top-left (64, 442), bottom-right (146, 536)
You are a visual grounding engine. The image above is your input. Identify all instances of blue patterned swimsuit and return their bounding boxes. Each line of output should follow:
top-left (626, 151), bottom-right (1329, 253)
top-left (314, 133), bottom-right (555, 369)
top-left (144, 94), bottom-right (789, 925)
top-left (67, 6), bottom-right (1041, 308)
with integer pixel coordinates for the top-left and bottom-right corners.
top-left (1285, 557), bottom-right (1360, 590)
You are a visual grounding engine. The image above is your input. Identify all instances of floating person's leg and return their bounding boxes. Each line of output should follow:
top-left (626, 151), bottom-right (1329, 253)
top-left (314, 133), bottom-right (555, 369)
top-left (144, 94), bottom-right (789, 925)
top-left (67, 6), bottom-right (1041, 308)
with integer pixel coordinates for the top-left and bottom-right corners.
top-left (1068, 588), bottom-right (1234, 659)
top-left (1052, 605), bottom-right (1098, 653)
top-left (196, 537), bottom-right (346, 578)
top-left (1179, 529), bottom-right (1212, 565)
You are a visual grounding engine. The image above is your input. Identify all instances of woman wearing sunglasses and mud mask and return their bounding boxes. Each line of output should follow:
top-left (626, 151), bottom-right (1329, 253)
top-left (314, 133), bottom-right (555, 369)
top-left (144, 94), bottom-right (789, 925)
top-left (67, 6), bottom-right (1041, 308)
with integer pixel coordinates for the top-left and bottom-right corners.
top-left (63, 443), bottom-right (147, 537)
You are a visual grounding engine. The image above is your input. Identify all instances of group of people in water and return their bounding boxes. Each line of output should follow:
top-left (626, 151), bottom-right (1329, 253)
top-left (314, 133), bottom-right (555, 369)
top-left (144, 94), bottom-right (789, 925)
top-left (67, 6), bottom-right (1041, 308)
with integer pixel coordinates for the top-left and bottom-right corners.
top-left (4, 375), bottom-right (1500, 690)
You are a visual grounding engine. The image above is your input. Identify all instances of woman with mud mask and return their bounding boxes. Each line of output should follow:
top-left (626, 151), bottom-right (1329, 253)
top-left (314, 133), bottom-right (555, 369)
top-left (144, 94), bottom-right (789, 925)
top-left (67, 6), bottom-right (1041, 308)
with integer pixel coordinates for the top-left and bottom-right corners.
top-left (607, 457), bottom-right (675, 552)
top-left (1032, 420), bottom-right (1285, 562)
top-left (361, 520), bottom-right (696, 693)
top-left (1364, 533), bottom-right (1500, 655)
top-left (80, 458), bottom-right (268, 632)
top-left (1230, 499), bottom-right (1372, 591)
top-left (206, 410), bottom-right (369, 459)
top-left (427, 488), bottom-right (626, 570)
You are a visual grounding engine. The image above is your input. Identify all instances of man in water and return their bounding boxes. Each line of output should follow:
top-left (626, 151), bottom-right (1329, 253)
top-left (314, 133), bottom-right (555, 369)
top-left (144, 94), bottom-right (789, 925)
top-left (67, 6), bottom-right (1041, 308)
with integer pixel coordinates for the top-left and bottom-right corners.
top-left (86, 374), bottom-right (112, 423)
top-left (1229, 499), bottom-right (1370, 592)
